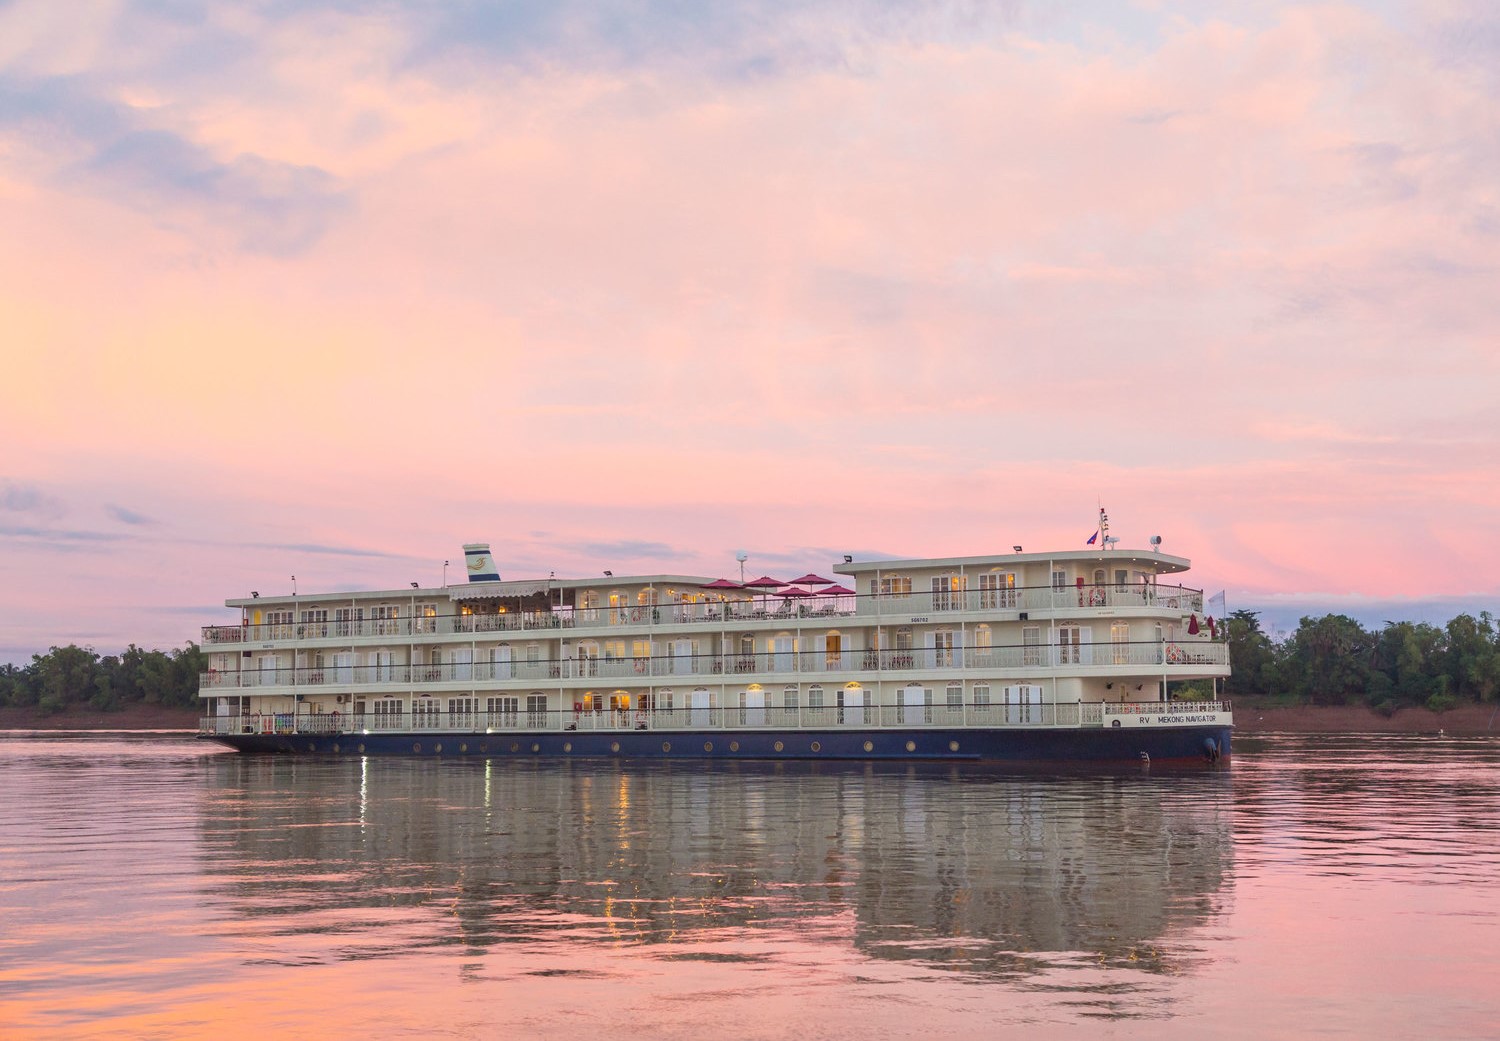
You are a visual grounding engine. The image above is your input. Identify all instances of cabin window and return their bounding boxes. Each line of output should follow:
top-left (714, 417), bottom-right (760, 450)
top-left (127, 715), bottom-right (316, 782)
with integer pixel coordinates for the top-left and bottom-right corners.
top-left (1022, 626), bottom-right (1041, 667)
top-left (878, 575), bottom-right (912, 597)
top-left (1058, 625), bottom-right (1082, 665)
top-left (931, 575), bottom-right (965, 611)
top-left (978, 571), bottom-right (1016, 608)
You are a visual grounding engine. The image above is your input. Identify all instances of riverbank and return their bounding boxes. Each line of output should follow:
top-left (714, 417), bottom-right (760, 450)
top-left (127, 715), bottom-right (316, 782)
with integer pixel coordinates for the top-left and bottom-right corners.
top-left (1231, 698), bottom-right (1499, 735)
top-left (2, 701), bottom-right (1496, 734)
top-left (0, 704), bottom-right (199, 731)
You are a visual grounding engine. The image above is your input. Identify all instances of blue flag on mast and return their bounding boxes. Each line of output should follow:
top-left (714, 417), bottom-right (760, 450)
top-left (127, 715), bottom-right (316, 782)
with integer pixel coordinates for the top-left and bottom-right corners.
top-left (1085, 531), bottom-right (1098, 545)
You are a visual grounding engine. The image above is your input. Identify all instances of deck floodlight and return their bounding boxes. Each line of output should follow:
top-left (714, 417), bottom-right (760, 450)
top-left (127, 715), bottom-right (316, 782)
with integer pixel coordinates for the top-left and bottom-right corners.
top-left (251, 591), bottom-right (259, 598)
top-left (1013, 545), bottom-right (1023, 553)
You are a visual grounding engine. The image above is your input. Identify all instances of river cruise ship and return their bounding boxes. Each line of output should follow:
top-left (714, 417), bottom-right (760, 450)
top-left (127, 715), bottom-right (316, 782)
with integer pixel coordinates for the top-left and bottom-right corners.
top-left (197, 538), bottom-right (1233, 763)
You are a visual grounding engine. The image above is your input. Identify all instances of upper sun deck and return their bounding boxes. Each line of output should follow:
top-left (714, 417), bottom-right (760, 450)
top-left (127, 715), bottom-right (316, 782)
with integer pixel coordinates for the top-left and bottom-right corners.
top-left (837, 548), bottom-right (1191, 578)
top-left (223, 548), bottom-right (1191, 610)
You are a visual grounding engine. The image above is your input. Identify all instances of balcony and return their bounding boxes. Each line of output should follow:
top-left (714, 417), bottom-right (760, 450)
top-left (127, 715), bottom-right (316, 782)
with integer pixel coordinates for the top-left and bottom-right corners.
top-left (198, 638), bottom-right (1229, 692)
top-left (199, 699), bottom-right (1232, 737)
top-left (201, 583), bottom-right (1208, 647)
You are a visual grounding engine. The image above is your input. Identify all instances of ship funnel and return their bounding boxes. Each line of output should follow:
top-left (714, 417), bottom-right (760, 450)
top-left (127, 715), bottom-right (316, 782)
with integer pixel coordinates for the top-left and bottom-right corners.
top-left (462, 543), bottom-right (501, 582)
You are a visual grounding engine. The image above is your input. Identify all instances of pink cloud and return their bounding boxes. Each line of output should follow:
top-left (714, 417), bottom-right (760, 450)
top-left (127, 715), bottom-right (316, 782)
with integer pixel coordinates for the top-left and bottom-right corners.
top-left (1, 3), bottom-right (1497, 658)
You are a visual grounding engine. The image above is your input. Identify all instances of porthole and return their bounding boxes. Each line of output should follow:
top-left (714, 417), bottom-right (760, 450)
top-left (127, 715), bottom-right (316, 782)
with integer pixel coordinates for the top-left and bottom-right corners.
top-left (773, 741), bottom-right (784, 752)
top-left (331, 743), bottom-right (340, 754)
top-left (479, 744), bottom-right (487, 753)
top-left (662, 742), bottom-right (671, 752)
top-left (704, 742), bottom-right (713, 752)
top-left (434, 743), bottom-right (443, 754)
top-left (357, 744), bottom-right (366, 754)
top-left (531, 743), bottom-right (540, 753)
top-left (563, 742), bottom-right (572, 753)
top-left (863, 740), bottom-right (873, 752)
top-left (308, 742), bottom-right (316, 752)
top-left (413, 743), bottom-right (422, 753)
top-left (510, 743), bottom-right (520, 753)
top-left (611, 742), bottom-right (620, 753)
top-left (905, 741), bottom-right (916, 752)
top-left (460, 743), bottom-right (468, 753)
top-left (811, 741), bottom-right (822, 753)
top-left (949, 740), bottom-right (960, 752)
top-left (729, 741), bottom-right (739, 752)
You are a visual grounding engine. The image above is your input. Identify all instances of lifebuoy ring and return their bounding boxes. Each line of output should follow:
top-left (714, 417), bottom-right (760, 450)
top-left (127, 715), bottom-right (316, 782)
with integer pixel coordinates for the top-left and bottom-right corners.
top-left (1165, 644), bottom-right (1185, 664)
top-left (1088, 588), bottom-right (1106, 607)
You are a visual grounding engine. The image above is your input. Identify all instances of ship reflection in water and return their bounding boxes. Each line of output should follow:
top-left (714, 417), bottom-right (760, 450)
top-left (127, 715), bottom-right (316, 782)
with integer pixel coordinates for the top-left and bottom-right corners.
top-left (200, 757), bottom-right (1233, 987)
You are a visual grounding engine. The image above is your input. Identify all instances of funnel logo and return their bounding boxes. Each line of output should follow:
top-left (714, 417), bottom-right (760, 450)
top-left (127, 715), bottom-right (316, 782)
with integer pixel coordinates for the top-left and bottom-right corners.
top-left (467, 556), bottom-right (488, 572)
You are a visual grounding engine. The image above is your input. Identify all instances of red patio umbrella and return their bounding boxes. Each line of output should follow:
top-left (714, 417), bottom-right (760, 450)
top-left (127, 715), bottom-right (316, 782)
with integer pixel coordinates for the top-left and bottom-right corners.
top-left (741, 575), bottom-right (783, 609)
top-left (1188, 614), bottom-right (1200, 635)
top-left (818, 584), bottom-right (855, 596)
top-left (787, 573), bottom-right (834, 586)
top-left (700, 578), bottom-right (743, 589)
top-left (774, 587), bottom-right (815, 597)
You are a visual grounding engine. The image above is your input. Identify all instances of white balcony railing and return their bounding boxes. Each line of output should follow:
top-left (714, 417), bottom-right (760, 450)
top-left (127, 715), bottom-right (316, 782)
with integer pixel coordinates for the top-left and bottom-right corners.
top-left (199, 699), bottom-right (1233, 737)
top-left (198, 639), bottom-right (1229, 691)
top-left (200, 584), bottom-right (1208, 646)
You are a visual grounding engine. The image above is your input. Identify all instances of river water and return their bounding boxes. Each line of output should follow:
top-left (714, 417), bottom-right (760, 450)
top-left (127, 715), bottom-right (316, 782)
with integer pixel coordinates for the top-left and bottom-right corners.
top-left (1, 733), bottom-right (1497, 1040)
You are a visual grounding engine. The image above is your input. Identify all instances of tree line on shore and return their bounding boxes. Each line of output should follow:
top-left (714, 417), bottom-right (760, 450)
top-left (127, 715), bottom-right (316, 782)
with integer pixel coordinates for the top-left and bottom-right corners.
top-left (2, 609), bottom-right (1496, 716)
top-left (0, 644), bottom-right (205, 715)
top-left (1220, 610), bottom-right (1500, 712)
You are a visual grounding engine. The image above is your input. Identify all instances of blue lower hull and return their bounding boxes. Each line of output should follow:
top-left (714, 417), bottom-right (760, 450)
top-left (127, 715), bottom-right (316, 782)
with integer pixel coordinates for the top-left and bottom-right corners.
top-left (202, 725), bottom-right (1232, 766)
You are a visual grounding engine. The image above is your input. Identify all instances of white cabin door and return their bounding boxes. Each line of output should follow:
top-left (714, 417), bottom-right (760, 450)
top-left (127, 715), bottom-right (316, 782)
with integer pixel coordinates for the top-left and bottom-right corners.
top-left (453, 647), bottom-right (473, 681)
top-left (257, 655), bottom-right (279, 686)
top-left (901, 685), bottom-right (929, 725)
top-left (673, 639), bottom-right (693, 676)
top-left (741, 688), bottom-right (765, 726)
top-left (490, 645), bottom-right (511, 680)
top-left (334, 652), bottom-right (353, 684)
top-left (773, 636), bottom-right (794, 672)
top-left (690, 688), bottom-right (713, 728)
top-left (840, 686), bottom-right (866, 726)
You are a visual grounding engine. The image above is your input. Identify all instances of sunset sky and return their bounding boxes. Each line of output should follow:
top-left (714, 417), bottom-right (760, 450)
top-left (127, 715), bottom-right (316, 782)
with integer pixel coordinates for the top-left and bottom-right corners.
top-left (2, 0), bottom-right (1497, 661)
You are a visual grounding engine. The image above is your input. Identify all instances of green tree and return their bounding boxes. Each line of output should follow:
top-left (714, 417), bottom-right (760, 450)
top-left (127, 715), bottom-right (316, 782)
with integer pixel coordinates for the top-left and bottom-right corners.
top-left (1223, 609), bottom-right (1276, 697)
top-left (1279, 614), bottom-right (1373, 705)
top-left (1373, 622), bottom-right (1445, 700)
top-left (1444, 612), bottom-right (1500, 702)
top-left (0, 662), bottom-right (40, 707)
top-left (33, 645), bottom-right (101, 715)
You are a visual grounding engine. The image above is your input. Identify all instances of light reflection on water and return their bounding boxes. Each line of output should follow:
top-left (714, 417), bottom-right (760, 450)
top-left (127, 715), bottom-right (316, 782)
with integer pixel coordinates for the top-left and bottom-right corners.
top-left (1, 732), bottom-right (1497, 1039)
